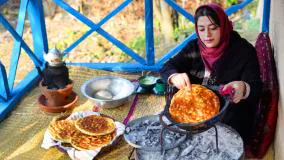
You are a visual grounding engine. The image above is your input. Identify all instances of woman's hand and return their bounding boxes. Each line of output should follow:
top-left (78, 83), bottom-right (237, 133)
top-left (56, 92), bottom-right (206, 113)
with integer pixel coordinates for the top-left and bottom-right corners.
top-left (169, 73), bottom-right (191, 89)
top-left (222, 81), bottom-right (246, 103)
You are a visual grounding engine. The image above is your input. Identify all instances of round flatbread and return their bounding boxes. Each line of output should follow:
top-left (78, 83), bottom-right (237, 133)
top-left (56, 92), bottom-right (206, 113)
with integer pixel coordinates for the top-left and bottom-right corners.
top-left (48, 119), bottom-right (77, 143)
top-left (75, 115), bottom-right (116, 136)
top-left (70, 130), bottom-right (116, 151)
top-left (169, 84), bottom-right (220, 123)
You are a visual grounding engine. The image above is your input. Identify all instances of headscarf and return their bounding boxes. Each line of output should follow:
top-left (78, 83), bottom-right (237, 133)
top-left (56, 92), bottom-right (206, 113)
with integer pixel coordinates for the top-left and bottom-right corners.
top-left (195, 4), bottom-right (233, 71)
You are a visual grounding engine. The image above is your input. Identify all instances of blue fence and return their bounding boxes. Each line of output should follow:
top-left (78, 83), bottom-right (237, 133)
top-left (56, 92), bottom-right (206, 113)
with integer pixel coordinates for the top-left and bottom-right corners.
top-left (0, 0), bottom-right (270, 121)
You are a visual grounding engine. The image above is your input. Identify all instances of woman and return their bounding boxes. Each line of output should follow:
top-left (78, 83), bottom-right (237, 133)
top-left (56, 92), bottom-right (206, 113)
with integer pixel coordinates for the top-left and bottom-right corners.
top-left (160, 4), bottom-right (262, 144)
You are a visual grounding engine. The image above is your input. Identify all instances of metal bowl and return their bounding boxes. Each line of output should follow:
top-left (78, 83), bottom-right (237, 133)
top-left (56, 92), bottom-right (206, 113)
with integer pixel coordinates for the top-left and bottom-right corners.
top-left (81, 76), bottom-right (136, 108)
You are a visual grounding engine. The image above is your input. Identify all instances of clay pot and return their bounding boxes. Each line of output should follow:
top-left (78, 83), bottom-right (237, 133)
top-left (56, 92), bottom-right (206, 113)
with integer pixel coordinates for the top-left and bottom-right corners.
top-left (39, 81), bottom-right (73, 106)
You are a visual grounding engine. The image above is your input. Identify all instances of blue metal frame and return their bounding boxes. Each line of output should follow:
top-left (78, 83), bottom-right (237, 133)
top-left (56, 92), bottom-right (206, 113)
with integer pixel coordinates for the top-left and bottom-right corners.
top-left (27, 0), bottom-right (49, 62)
top-left (225, 0), bottom-right (253, 16)
top-left (145, 0), bottom-right (155, 65)
top-left (0, 0), bottom-right (47, 121)
top-left (0, 15), bottom-right (42, 67)
top-left (164, 0), bottom-right (195, 23)
top-left (63, 0), bottom-right (133, 54)
top-left (0, 62), bottom-right (10, 101)
top-left (262, 0), bottom-right (270, 32)
top-left (0, 0), bottom-right (269, 121)
top-left (0, 0), bottom-right (8, 6)
top-left (53, 0), bottom-right (146, 65)
top-left (8, 0), bottom-right (29, 90)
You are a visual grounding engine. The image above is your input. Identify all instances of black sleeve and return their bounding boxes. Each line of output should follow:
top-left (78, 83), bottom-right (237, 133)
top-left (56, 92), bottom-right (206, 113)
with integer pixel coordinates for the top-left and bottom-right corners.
top-left (241, 45), bottom-right (262, 105)
top-left (160, 41), bottom-right (196, 82)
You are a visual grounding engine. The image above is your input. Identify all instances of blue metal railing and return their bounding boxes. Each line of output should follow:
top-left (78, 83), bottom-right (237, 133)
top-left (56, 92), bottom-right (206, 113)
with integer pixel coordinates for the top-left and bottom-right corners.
top-left (0, 0), bottom-right (269, 121)
top-left (0, 62), bottom-right (10, 101)
top-left (0, 0), bottom-right (8, 6)
top-left (53, 0), bottom-right (147, 67)
top-left (0, 0), bottom-right (47, 120)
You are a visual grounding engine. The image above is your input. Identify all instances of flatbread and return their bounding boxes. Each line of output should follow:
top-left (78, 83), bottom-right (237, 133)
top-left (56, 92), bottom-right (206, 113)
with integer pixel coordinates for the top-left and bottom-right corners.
top-left (70, 130), bottom-right (116, 151)
top-left (48, 119), bottom-right (77, 143)
top-left (75, 115), bottom-right (116, 136)
top-left (169, 84), bottom-right (220, 123)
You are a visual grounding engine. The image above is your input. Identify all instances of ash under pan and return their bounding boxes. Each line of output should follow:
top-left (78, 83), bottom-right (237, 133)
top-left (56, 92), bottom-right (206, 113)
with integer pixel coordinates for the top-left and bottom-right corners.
top-left (124, 115), bottom-right (187, 151)
top-left (135, 123), bottom-right (244, 160)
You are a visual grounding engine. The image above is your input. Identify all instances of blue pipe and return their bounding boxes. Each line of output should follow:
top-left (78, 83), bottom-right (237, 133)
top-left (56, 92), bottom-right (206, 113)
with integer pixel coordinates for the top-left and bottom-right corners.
top-left (262, 0), bottom-right (270, 32)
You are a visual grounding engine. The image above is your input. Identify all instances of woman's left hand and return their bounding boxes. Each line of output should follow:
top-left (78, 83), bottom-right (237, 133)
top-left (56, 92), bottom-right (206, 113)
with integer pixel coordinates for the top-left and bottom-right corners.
top-left (222, 81), bottom-right (246, 103)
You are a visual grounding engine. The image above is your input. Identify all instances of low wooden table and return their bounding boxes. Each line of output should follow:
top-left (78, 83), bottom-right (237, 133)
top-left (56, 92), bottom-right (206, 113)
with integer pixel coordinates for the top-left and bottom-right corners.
top-left (135, 123), bottom-right (244, 160)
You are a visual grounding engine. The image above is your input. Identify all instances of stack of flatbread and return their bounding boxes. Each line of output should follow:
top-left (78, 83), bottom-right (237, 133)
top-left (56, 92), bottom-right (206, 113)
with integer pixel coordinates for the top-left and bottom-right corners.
top-left (47, 114), bottom-right (116, 150)
top-left (169, 84), bottom-right (220, 123)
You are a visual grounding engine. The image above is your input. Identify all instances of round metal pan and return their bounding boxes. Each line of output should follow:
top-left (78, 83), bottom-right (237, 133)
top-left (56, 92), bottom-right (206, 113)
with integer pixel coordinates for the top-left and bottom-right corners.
top-left (161, 85), bottom-right (231, 134)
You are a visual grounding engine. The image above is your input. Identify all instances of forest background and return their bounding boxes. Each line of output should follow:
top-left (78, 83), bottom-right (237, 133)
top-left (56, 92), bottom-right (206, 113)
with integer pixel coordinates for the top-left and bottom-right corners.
top-left (0, 0), bottom-right (261, 84)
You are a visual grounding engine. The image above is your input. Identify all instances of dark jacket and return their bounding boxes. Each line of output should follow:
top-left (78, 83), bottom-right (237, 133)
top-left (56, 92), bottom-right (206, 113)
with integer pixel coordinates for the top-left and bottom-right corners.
top-left (42, 62), bottom-right (71, 89)
top-left (160, 31), bottom-right (262, 143)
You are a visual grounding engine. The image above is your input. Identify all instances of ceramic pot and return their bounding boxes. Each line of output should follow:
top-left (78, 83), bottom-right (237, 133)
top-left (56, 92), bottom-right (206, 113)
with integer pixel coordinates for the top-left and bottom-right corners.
top-left (39, 81), bottom-right (73, 106)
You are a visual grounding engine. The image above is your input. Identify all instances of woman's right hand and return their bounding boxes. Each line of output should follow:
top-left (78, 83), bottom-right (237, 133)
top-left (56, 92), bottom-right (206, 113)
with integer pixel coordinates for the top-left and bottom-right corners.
top-left (169, 73), bottom-right (191, 90)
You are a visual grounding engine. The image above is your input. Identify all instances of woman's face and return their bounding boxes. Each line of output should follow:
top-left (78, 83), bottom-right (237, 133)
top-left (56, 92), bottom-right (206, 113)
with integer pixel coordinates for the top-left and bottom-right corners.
top-left (197, 16), bottom-right (221, 48)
